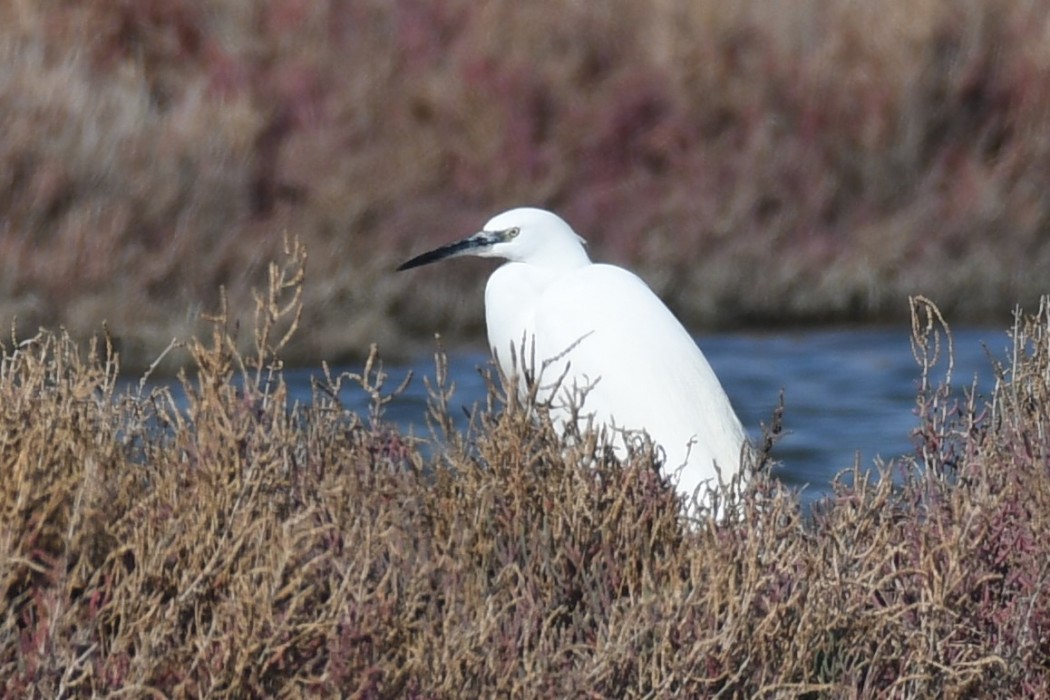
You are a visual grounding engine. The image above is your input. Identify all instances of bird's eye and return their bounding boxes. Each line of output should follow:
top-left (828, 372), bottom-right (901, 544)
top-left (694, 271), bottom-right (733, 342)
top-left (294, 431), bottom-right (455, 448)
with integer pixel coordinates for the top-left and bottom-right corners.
top-left (506, 227), bottom-right (520, 239)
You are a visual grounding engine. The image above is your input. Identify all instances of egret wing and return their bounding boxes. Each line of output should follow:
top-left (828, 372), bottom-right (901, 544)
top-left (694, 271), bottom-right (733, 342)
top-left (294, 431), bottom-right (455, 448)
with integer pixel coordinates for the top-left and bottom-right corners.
top-left (531, 264), bottom-right (747, 490)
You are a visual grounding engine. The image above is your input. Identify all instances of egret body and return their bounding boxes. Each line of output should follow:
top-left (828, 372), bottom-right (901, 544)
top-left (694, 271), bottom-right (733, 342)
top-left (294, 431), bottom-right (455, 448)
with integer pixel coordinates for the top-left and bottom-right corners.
top-left (398, 208), bottom-right (750, 507)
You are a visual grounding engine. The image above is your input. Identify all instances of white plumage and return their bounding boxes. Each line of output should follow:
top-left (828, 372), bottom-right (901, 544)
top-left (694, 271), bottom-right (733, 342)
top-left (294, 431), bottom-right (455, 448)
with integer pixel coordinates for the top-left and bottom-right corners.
top-left (399, 207), bottom-right (750, 507)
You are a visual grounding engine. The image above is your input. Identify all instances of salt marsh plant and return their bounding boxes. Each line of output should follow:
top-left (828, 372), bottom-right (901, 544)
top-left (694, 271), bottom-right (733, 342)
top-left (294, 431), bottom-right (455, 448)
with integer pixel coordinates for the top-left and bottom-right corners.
top-left (1, 248), bottom-right (1048, 696)
top-left (4, 0), bottom-right (1050, 367)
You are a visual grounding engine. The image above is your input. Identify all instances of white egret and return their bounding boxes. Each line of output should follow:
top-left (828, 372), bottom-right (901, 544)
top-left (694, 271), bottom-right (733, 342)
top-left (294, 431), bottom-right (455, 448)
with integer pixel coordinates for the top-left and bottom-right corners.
top-left (397, 207), bottom-right (750, 508)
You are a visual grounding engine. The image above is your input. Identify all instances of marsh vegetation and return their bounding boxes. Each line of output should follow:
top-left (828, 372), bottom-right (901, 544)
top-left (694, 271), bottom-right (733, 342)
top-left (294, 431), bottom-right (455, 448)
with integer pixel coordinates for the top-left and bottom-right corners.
top-left (2, 249), bottom-right (1048, 696)
top-left (2, 1), bottom-right (1050, 368)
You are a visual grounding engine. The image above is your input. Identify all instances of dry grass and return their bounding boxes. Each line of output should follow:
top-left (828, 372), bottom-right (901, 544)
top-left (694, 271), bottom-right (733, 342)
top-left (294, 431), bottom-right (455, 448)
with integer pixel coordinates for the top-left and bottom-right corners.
top-left (1, 247), bottom-right (1048, 697)
top-left (2, 1), bottom-right (1050, 368)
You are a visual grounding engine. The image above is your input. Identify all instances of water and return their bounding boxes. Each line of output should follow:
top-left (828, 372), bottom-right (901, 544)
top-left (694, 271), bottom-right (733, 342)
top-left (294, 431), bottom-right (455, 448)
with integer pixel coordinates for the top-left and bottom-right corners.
top-left (148, 327), bottom-right (1010, 503)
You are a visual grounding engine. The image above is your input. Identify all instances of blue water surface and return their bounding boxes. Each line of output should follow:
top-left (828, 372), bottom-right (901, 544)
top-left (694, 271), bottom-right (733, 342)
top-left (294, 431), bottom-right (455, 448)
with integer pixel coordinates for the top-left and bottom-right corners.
top-left (143, 327), bottom-right (1010, 503)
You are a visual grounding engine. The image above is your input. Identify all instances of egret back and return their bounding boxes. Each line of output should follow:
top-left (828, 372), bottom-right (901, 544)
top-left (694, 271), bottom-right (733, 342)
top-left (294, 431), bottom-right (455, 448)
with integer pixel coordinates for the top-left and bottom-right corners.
top-left (486, 261), bottom-right (748, 499)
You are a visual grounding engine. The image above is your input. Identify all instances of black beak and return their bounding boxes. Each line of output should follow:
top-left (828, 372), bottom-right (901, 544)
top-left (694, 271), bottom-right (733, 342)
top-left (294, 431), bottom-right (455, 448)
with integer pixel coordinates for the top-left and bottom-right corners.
top-left (396, 233), bottom-right (492, 271)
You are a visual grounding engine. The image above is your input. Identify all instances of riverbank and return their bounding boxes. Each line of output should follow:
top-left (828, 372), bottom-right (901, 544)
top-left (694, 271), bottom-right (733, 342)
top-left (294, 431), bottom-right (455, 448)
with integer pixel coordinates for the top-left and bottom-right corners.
top-left (2, 2), bottom-right (1050, 370)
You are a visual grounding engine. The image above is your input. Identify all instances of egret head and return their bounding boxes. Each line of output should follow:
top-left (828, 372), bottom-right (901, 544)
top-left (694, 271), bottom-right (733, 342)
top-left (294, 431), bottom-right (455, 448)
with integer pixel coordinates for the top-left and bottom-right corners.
top-left (397, 207), bottom-right (591, 272)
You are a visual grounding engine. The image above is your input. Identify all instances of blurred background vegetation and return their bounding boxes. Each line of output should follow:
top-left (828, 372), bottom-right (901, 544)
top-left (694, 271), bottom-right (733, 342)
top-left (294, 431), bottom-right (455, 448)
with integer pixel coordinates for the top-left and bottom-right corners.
top-left (2, 0), bottom-right (1049, 370)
